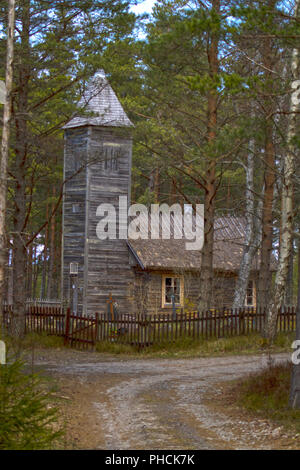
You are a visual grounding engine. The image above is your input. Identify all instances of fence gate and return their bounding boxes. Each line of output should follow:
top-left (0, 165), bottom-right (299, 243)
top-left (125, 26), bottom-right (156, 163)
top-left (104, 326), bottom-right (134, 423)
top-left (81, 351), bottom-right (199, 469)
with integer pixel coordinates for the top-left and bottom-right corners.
top-left (64, 309), bottom-right (98, 350)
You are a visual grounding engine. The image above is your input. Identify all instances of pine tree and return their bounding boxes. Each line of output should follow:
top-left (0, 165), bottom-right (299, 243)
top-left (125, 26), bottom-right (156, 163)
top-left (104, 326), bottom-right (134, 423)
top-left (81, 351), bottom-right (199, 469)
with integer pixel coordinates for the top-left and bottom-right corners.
top-left (0, 0), bottom-right (136, 336)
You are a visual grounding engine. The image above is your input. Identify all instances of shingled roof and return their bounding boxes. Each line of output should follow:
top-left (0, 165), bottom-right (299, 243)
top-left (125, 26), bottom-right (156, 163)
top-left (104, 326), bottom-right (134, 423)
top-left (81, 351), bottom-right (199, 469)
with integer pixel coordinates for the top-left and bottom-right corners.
top-left (128, 216), bottom-right (276, 273)
top-left (63, 70), bottom-right (133, 129)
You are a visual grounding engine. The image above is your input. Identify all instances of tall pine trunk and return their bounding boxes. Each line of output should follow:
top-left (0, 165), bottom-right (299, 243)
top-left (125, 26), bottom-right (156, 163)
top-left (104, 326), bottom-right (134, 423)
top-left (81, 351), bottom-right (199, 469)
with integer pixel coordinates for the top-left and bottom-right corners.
top-left (47, 187), bottom-right (56, 299)
top-left (197, 0), bottom-right (219, 311)
top-left (40, 201), bottom-right (49, 298)
top-left (0, 0), bottom-right (15, 319)
top-left (257, 4), bottom-right (277, 309)
top-left (26, 238), bottom-right (33, 299)
top-left (32, 243), bottom-right (38, 298)
top-left (258, 124), bottom-right (275, 309)
top-left (11, 0), bottom-right (30, 337)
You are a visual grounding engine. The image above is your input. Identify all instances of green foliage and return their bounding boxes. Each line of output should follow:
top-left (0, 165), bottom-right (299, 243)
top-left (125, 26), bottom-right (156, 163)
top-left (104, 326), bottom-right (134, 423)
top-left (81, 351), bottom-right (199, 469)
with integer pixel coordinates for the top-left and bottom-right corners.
top-left (0, 358), bottom-right (63, 449)
top-left (136, 187), bottom-right (157, 206)
top-left (0, 0), bottom-right (138, 301)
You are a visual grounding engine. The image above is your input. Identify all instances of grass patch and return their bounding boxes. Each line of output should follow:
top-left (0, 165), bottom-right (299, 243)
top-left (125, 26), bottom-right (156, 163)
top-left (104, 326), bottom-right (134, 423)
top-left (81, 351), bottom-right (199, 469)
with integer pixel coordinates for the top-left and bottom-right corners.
top-left (95, 331), bottom-right (296, 359)
top-left (231, 361), bottom-right (300, 433)
top-left (95, 340), bottom-right (139, 355)
top-left (4, 332), bottom-right (65, 353)
top-left (23, 332), bottom-right (65, 349)
top-left (3, 330), bottom-right (295, 359)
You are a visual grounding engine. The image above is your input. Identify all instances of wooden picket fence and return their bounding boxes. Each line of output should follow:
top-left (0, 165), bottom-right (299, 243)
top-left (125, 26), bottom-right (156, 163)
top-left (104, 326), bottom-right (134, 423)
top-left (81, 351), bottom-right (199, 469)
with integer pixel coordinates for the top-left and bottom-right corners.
top-left (64, 311), bottom-right (98, 350)
top-left (2, 304), bottom-right (66, 337)
top-left (1, 305), bottom-right (297, 350)
top-left (2, 305), bottom-right (98, 350)
top-left (94, 306), bottom-right (297, 347)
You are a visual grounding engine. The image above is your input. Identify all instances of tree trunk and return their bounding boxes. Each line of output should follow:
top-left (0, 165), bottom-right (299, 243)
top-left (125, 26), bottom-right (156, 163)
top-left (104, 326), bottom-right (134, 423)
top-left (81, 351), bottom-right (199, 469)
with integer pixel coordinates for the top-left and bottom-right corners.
top-left (149, 164), bottom-right (160, 203)
top-left (170, 177), bottom-right (177, 205)
top-left (289, 238), bottom-right (300, 408)
top-left (0, 0), bottom-right (15, 320)
top-left (54, 227), bottom-right (61, 298)
top-left (265, 0), bottom-right (300, 340)
top-left (47, 187), bottom-right (56, 299)
top-left (40, 201), bottom-right (49, 298)
top-left (198, 0), bottom-right (219, 311)
top-left (257, 8), bottom-right (277, 309)
top-left (32, 243), bottom-right (38, 298)
top-left (11, 0), bottom-right (30, 337)
top-left (198, 166), bottom-right (216, 311)
top-left (285, 248), bottom-right (294, 306)
top-left (26, 238), bottom-right (33, 298)
top-left (257, 123), bottom-right (275, 308)
top-left (233, 140), bottom-right (263, 308)
top-left (5, 239), bottom-right (13, 304)
top-left (154, 166), bottom-right (160, 203)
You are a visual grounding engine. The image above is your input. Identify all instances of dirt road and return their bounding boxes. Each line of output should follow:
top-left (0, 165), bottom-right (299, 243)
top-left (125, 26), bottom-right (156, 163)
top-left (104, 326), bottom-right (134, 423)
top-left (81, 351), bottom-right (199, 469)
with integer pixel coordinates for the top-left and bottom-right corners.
top-left (32, 350), bottom-right (299, 450)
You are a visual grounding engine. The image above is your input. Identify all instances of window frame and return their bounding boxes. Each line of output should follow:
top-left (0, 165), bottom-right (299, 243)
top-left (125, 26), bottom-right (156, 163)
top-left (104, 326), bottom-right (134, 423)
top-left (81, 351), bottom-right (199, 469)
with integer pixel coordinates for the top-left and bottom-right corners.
top-left (161, 274), bottom-right (184, 308)
top-left (245, 279), bottom-right (256, 307)
top-left (102, 143), bottom-right (121, 174)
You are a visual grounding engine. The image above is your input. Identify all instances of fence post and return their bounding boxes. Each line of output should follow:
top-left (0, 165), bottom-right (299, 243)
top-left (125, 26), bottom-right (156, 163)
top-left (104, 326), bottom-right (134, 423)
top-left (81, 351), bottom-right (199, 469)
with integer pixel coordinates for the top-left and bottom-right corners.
top-left (95, 312), bottom-right (99, 344)
top-left (64, 308), bottom-right (71, 346)
top-left (239, 308), bottom-right (245, 335)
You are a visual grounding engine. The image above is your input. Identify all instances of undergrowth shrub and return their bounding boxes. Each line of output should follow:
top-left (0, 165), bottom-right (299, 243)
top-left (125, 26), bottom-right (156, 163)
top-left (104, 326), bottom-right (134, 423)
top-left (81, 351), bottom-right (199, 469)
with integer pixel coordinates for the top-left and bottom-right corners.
top-left (238, 362), bottom-right (292, 409)
top-left (0, 357), bottom-right (63, 449)
top-left (233, 361), bottom-right (300, 432)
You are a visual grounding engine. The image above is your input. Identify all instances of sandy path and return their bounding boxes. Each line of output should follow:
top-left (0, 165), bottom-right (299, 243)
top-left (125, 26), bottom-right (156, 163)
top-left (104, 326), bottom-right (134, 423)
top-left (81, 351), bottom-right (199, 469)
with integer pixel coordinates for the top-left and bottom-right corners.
top-left (32, 350), bottom-right (298, 450)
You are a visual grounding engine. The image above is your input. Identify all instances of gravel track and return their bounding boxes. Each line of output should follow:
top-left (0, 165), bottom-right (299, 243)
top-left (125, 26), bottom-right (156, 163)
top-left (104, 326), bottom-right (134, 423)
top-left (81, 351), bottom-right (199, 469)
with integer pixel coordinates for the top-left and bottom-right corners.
top-left (31, 350), bottom-right (298, 450)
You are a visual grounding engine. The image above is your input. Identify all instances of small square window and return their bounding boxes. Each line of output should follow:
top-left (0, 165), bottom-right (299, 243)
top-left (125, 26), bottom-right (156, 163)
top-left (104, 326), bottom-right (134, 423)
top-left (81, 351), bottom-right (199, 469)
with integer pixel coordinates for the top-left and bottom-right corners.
top-left (70, 262), bottom-right (78, 275)
top-left (72, 203), bottom-right (80, 213)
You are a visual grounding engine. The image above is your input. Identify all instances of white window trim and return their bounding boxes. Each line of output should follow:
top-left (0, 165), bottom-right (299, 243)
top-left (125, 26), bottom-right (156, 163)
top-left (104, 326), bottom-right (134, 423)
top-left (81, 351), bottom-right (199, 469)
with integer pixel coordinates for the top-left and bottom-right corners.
top-left (245, 279), bottom-right (256, 307)
top-left (161, 275), bottom-right (184, 308)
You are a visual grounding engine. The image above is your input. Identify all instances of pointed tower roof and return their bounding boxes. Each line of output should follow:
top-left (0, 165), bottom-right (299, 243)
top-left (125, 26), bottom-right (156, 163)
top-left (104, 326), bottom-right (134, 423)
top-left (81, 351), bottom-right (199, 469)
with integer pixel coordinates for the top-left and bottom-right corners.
top-left (63, 70), bottom-right (133, 129)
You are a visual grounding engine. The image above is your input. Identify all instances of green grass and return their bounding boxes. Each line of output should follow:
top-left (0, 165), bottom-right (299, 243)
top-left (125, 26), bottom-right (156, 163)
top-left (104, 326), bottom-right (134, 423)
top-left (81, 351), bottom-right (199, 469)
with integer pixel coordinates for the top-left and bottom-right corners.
top-left (231, 361), bottom-right (300, 433)
top-left (95, 331), bottom-right (296, 358)
top-left (3, 330), bottom-right (295, 359)
top-left (4, 332), bottom-right (65, 354)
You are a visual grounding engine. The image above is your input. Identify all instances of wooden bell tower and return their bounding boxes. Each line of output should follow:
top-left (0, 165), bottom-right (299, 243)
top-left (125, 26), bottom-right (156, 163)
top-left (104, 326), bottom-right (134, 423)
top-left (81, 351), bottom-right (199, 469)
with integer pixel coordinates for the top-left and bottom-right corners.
top-left (61, 71), bottom-right (134, 315)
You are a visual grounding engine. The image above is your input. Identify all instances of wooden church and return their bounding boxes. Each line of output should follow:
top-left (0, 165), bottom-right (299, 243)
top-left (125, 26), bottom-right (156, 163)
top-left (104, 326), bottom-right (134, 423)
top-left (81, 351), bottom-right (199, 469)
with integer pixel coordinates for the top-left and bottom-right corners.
top-left (62, 72), bottom-right (274, 316)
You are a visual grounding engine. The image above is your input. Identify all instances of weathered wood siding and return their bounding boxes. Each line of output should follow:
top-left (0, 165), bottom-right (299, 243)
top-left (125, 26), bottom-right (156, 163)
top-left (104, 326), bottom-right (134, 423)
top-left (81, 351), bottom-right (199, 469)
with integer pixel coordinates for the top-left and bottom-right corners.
top-left (62, 125), bottom-right (134, 315)
top-left (85, 127), bottom-right (134, 315)
top-left (131, 268), bottom-right (257, 315)
top-left (62, 127), bottom-right (88, 313)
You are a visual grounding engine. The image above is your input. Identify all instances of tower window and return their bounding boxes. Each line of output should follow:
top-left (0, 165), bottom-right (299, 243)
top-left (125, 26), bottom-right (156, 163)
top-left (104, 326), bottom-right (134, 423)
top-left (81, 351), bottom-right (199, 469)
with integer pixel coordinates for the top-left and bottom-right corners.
top-left (72, 203), bottom-right (80, 213)
top-left (103, 143), bottom-right (121, 172)
top-left (69, 262), bottom-right (78, 275)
